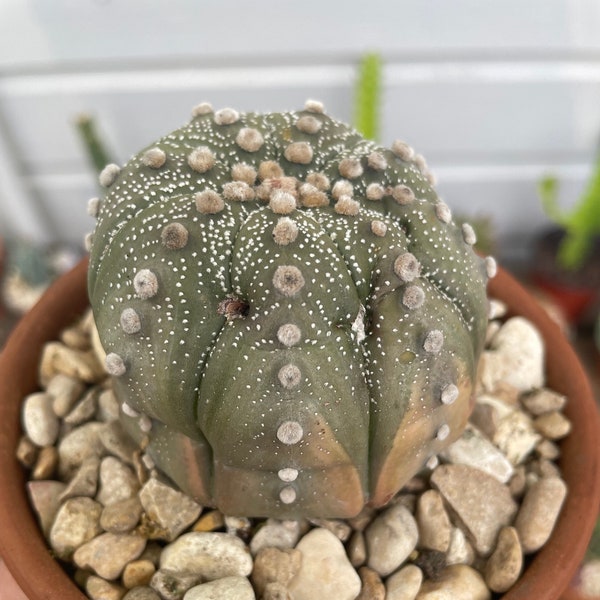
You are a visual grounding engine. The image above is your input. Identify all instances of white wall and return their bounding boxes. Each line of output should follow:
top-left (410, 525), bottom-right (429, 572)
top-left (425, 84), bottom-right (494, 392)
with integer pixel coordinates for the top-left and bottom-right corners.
top-left (1, 0), bottom-right (600, 266)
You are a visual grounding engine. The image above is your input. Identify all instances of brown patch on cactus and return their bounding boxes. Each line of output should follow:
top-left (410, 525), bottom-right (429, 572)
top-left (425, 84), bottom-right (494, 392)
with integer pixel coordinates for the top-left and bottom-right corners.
top-left (277, 323), bottom-right (302, 347)
top-left (391, 139), bottom-right (415, 162)
top-left (99, 164), bottom-right (121, 188)
top-left (258, 160), bottom-right (284, 181)
top-left (217, 296), bottom-right (250, 321)
top-left (161, 223), bottom-right (189, 250)
top-left (236, 127), bottom-right (264, 153)
top-left (191, 102), bottom-right (213, 117)
top-left (368, 151), bottom-right (388, 171)
top-left (269, 190), bottom-right (296, 215)
top-left (370, 220), bottom-right (387, 237)
top-left (278, 364), bottom-right (302, 389)
top-left (195, 190), bottom-right (224, 214)
top-left (423, 330), bottom-right (444, 354)
top-left (298, 183), bottom-right (328, 208)
top-left (120, 308), bottom-right (141, 334)
top-left (187, 147), bottom-right (215, 173)
top-left (105, 353), bottom-right (126, 377)
top-left (393, 253), bottom-right (421, 282)
top-left (332, 180), bottom-right (353, 200)
top-left (231, 163), bottom-right (257, 185)
top-left (305, 172), bottom-right (330, 191)
top-left (213, 107), bottom-right (240, 125)
top-left (402, 285), bottom-right (425, 310)
top-left (133, 269), bottom-right (159, 300)
top-left (366, 183), bottom-right (385, 201)
top-left (335, 195), bottom-right (360, 216)
top-left (277, 421), bottom-right (304, 445)
top-left (339, 157), bottom-right (364, 179)
top-left (222, 181), bottom-right (255, 202)
top-left (296, 115), bottom-right (322, 134)
top-left (141, 147), bottom-right (167, 169)
top-left (392, 184), bottom-right (415, 205)
top-left (272, 218), bottom-right (299, 246)
top-left (273, 265), bottom-right (305, 297)
top-left (284, 142), bottom-right (313, 165)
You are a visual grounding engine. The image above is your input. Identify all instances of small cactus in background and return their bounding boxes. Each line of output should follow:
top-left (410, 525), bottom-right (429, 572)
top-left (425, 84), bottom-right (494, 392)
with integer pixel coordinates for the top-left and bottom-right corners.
top-left (87, 100), bottom-right (493, 518)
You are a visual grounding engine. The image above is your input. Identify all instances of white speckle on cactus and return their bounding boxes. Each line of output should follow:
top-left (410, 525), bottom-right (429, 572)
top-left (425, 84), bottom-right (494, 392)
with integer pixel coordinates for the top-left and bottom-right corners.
top-left (133, 269), bottom-right (159, 300)
top-left (331, 180), bottom-right (353, 200)
top-left (415, 153), bottom-right (428, 173)
top-left (277, 421), bottom-right (304, 445)
top-left (296, 115), bottom-right (322, 134)
top-left (161, 223), bottom-right (189, 250)
top-left (335, 195), bottom-right (360, 216)
top-left (222, 181), bottom-right (255, 202)
top-left (305, 172), bottom-right (330, 191)
top-left (231, 163), bottom-right (257, 185)
top-left (304, 99), bottom-right (325, 113)
top-left (139, 414), bottom-right (152, 433)
top-left (87, 197), bottom-right (101, 218)
top-left (423, 330), bottom-right (444, 354)
top-left (462, 223), bottom-right (477, 246)
top-left (426, 455), bottom-right (440, 470)
top-left (99, 163), bottom-right (121, 188)
top-left (393, 253), bottom-right (421, 282)
top-left (370, 220), bottom-right (387, 237)
top-left (402, 285), bottom-right (425, 310)
top-left (195, 189), bottom-right (224, 214)
top-left (441, 384), bottom-right (459, 405)
top-left (299, 183), bottom-right (328, 208)
top-left (236, 127), bottom-right (264, 153)
top-left (392, 184), bottom-right (415, 206)
top-left (485, 256), bottom-right (498, 279)
top-left (121, 401), bottom-right (139, 418)
top-left (141, 147), bottom-right (167, 169)
top-left (187, 146), bottom-right (215, 173)
top-left (367, 151), bottom-right (388, 171)
top-left (435, 201), bottom-right (452, 224)
top-left (279, 486), bottom-right (297, 504)
top-left (270, 190), bottom-right (296, 215)
top-left (272, 218), bottom-right (299, 246)
top-left (338, 157), bottom-right (364, 179)
top-left (277, 323), bottom-right (302, 347)
top-left (191, 102), bottom-right (213, 117)
top-left (105, 352), bottom-right (126, 377)
top-left (213, 107), bottom-right (240, 125)
top-left (436, 424), bottom-right (450, 441)
top-left (284, 142), bottom-right (313, 165)
top-left (84, 232), bottom-right (94, 251)
top-left (273, 265), bottom-right (305, 297)
top-left (391, 139), bottom-right (415, 161)
top-left (278, 468), bottom-right (299, 482)
top-left (120, 308), bottom-right (141, 334)
top-left (258, 160), bottom-right (284, 181)
top-left (278, 364), bottom-right (302, 389)
top-left (366, 183), bottom-right (385, 201)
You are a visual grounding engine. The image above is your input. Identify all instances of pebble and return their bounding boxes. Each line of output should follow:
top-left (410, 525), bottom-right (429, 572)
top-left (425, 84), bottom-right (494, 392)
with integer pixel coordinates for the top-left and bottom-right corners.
top-left (32, 445), bottom-right (59, 479)
top-left (64, 388), bottom-right (98, 425)
top-left (122, 559), bottom-right (156, 588)
top-left (521, 388), bottom-right (566, 416)
top-left (60, 456), bottom-right (100, 500)
top-left (446, 527), bottom-right (475, 566)
top-left (514, 477), bottom-right (567, 553)
top-left (309, 518), bottom-right (352, 542)
top-left (150, 570), bottom-right (201, 600)
top-left (288, 528), bottom-right (361, 600)
top-left (99, 420), bottom-right (140, 465)
top-left (193, 510), bottom-right (224, 532)
top-left (440, 425), bottom-right (514, 483)
top-left (123, 586), bottom-right (161, 600)
top-left (16, 435), bottom-right (38, 468)
top-left (74, 532), bottom-right (146, 579)
top-left (416, 564), bottom-right (491, 599)
top-left (386, 564), bottom-right (423, 600)
top-left (27, 480), bottom-right (66, 537)
top-left (96, 456), bottom-right (140, 506)
top-left (97, 388), bottom-right (120, 422)
top-left (184, 576), bottom-right (256, 600)
top-left (416, 490), bottom-right (452, 553)
top-left (481, 317), bottom-right (544, 392)
top-left (356, 566), bottom-right (385, 600)
top-left (40, 341), bottom-right (105, 385)
top-left (347, 530), bottom-right (367, 567)
top-left (160, 532), bottom-right (253, 579)
top-left (57, 421), bottom-right (106, 478)
top-left (484, 526), bottom-right (523, 593)
top-left (492, 409), bottom-right (541, 466)
top-left (46, 373), bottom-right (85, 418)
top-left (533, 411), bottom-right (572, 440)
top-left (262, 582), bottom-right (291, 600)
top-left (101, 496), bottom-right (144, 533)
top-left (251, 547), bottom-right (302, 597)
top-left (22, 392), bottom-right (60, 447)
top-left (139, 478), bottom-right (202, 541)
top-left (86, 575), bottom-right (126, 600)
top-left (431, 464), bottom-right (517, 555)
top-left (365, 503), bottom-right (419, 576)
top-left (49, 497), bottom-right (103, 559)
top-left (249, 519), bottom-right (302, 555)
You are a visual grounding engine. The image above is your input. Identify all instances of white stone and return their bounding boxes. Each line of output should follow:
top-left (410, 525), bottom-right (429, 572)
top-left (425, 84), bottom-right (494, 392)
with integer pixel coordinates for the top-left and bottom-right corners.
top-left (386, 565), bottom-right (423, 600)
top-left (288, 528), bottom-right (361, 600)
top-left (22, 392), bottom-right (60, 446)
top-left (250, 519), bottom-right (302, 555)
top-left (416, 565), bottom-right (490, 599)
top-left (184, 577), bottom-right (256, 600)
top-left (96, 456), bottom-right (140, 506)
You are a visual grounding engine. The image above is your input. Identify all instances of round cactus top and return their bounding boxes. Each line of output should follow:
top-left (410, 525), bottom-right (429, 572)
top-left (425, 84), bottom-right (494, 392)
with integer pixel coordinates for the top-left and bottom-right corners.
top-left (88, 100), bottom-right (492, 518)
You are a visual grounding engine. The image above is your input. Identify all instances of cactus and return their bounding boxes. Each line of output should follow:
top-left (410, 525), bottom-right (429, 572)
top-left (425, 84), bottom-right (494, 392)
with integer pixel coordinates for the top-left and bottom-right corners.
top-left (87, 100), bottom-right (492, 519)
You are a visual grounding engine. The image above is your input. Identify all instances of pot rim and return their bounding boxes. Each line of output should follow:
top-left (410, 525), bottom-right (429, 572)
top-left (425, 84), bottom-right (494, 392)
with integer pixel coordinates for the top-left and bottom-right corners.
top-left (0, 258), bottom-right (598, 600)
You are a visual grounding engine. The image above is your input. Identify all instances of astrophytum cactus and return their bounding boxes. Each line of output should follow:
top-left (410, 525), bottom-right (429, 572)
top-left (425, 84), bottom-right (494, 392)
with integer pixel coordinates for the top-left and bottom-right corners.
top-left (87, 100), bottom-right (493, 519)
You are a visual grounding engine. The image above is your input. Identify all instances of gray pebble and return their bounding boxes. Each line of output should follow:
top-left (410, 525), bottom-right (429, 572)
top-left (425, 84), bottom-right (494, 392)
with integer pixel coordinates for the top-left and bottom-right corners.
top-left (521, 388), bottom-right (566, 416)
top-left (484, 526), bottom-right (523, 593)
top-left (416, 564), bottom-right (490, 599)
top-left (386, 564), bottom-right (423, 600)
top-left (150, 569), bottom-right (201, 600)
top-left (250, 519), bottom-right (302, 555)
top-left (86, 575), bottom-right (125, 600)
top-left (22, 392), bottom-right (59, 447)
top-left (123, 587), bottom-right (161, 600)
top-left (46, 373), bottom-right (85, 418)
top-left (101, 495), bottom-right (144, 533)
top-left (97, 388), bottom-right (120, 422)
top-left (533, 411), bottom-right (572, 440)
top-left (251, 547), bottom-right (301, 597)
top-left (183, 576), bottom-right (256, 600)
top-left (416, 490), bottom-right (452, 553)
top-left (59, 456), bottom-right (99, 501)
top-left (57, 421), bottom-right (105, 478)
top-left (99, 420), bottom-right (140, 465)
top-left (27, 480), bottom-right (66, 537)
top-left (64, 387), bottom-right (98, 425)
top-left (97, 456), bottom-right (140, 506)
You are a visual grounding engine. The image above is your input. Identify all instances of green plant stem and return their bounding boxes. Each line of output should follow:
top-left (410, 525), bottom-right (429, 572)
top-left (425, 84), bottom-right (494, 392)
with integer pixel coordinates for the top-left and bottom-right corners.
top-left (353, 53), bottom-right (382, 142)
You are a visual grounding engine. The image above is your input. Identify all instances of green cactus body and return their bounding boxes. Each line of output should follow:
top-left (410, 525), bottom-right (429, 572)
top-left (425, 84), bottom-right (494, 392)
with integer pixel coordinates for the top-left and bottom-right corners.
top-left (88, 101), bottom-right (491, 518)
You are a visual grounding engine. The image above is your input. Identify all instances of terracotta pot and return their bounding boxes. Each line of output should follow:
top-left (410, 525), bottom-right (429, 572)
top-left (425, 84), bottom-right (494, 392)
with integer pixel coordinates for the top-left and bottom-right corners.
top-left (0, 259), bottom-right (599, 600)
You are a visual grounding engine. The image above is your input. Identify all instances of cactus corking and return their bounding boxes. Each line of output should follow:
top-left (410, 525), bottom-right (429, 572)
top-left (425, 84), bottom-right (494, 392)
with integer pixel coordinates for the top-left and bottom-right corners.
top-left (87, 100), bottom-right (492, 519)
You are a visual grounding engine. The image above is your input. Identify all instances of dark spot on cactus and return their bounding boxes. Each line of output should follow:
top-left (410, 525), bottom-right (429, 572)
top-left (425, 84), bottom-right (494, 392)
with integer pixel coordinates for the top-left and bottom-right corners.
top-left (391, 139), bottom-right (415, 162)
top-left (217, 296), bottom-right (250, 321)
top-left (402, 285), bottom-right (425, 310)
top-left (214, 107), bottom-right (240, 125)
top-left (441, 384), bottom-right (459, 405)
top-left (187, 147), bottom-right (215, 173)
top-left (366, 183), bottom-right (385, 201)
top-left (367, 151), bottom-right (388, 171)
top-left (105, 353), bottom-right (126, 376)
top-left (393, 253), bottom-right (421, 282)
top-left (284, 142), bottom-right (313, 165)
top-left (272, 218), bottom-right (299, 246)
top-left (270, 190), bottom-right (296, 215)
top-left (161, 223), bottom-right (189, 250)
top-left (277, 323), bottom-right (302, 347)
top-left (423, 330), bottom-right (444, 354)
top-left (277, 421), bottom-right (304, 445)
top-left (400, 351), bottom-right (416, 363)
top-left (392, 184), bottom-right (416, 206)
top-left (273, 265), bottom-right (305, 297)
top-left (120, 308), bottom-right (142, 334)
top-left (98, 163), bottom-right (121, 188)
top-left (133, 269), bottom-right (159, 300)
top-left (278, 364), bottom-right (302, 389)
top-left (236, 127), bottom-right (264, 153)
top-left (195, 189), bottom-right (224, 214)
top-left (141, 147), bottom-right (167, 169)
top-left (295, 115), bottom-right (322, 134)
top-left (338, 157), bottom-right (364, 179)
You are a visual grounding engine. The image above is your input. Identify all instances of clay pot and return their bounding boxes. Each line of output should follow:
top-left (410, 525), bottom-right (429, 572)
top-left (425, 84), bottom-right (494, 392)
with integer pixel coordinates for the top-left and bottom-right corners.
top-left (0, 259), bottom-right (599, 600)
